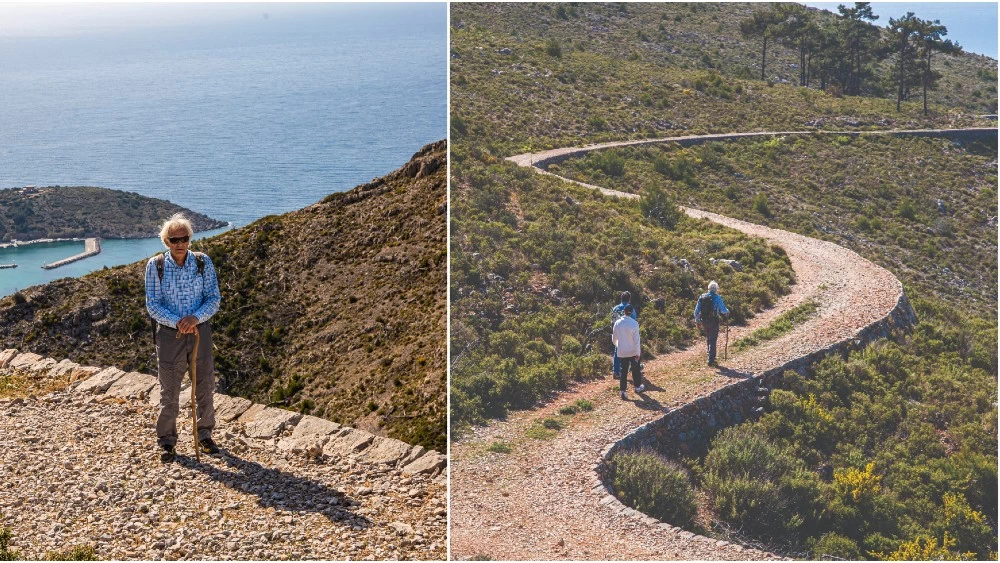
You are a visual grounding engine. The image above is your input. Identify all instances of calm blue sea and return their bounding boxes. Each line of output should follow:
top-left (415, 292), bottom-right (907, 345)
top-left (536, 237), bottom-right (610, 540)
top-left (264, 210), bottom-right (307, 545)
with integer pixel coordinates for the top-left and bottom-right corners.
top-left (0, 3), bottom-right (446, 297)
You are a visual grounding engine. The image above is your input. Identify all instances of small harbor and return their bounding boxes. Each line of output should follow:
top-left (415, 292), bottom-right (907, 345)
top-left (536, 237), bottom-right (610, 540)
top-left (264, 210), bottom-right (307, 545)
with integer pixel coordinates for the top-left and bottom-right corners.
top-left (41, 238), bottom-right (101, 270)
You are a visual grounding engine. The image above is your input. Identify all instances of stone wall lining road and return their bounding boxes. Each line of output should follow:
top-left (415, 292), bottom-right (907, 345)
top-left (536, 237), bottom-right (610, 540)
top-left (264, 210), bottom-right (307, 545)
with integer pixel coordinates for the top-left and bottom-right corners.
top-left (0, 348), bottom-right (445, 476)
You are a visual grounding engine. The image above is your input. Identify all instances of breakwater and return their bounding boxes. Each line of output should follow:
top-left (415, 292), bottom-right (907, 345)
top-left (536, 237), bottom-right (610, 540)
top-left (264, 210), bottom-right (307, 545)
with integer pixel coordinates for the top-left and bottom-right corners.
top-left (0, 237), bottom-right (86, 249)
top-left (41, 238), bottom-right (101, 270)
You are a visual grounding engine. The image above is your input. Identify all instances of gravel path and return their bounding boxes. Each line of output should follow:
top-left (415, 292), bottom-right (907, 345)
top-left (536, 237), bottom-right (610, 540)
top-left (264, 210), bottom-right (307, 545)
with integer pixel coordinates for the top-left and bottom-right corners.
top-left (448, 145), bottom-right (905, 560)
top-left (0, 359), bottom-right (446, 560)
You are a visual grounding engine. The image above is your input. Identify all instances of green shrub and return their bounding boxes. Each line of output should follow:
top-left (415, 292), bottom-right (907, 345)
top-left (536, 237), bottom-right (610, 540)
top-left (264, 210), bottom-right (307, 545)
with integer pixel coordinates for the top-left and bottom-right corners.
top-left (575, 399), bottom-right (594, 411)
top-left (525, 424), bottom-right (559, 440)
top-left (558, 405), bottom-right (578, 415)
top-left (487, 441), bottom-right (512, 454)
top-left (701, 425), bottom-right (821, 540)
top-left (811, 532), bottom-right (861, 560)
top-left (609, 450), bottom-right (697, 526)
top-left (452, 115), bottom-right (468, 136)
top-left (545, 38), bottom-right (562, 58)
top-left (593, 151), bottom-right (626, 177)
top-left (752, 193), bottom-right (772, 218)
top-left (542, 417), bottom-right (563, 430)
top-left (0, 527), bottom-right (20, 561)
top-left (44, 546), bottom-right (97, 561)
top-left (640, 184), bottom-right (681, 229)
top-left (587, 116), bottom-right (608, 131)
top-left (897, 198), bottom-right (917, 220)
top-left (734, 300), bottom-right (818, 351)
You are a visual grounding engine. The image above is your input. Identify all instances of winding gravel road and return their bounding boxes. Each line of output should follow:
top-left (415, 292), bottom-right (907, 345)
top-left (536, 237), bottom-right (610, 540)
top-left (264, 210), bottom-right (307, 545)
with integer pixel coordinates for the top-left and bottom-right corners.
top-left (448, 134), bottom-right (921, 560)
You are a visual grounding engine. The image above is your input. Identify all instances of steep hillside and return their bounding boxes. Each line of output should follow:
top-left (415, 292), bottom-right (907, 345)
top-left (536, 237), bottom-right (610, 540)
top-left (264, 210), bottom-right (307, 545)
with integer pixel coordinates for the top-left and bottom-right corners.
top-left (0, 186), bottom-right (225, 241)
top-left (450, 2), bottom-right (996, 559)
top-left (558, 134), bottom-right (998, 308)
top-left (0, 141), bottom-right (447, 451)
top-left (451, 2), bottom-right (995, 154)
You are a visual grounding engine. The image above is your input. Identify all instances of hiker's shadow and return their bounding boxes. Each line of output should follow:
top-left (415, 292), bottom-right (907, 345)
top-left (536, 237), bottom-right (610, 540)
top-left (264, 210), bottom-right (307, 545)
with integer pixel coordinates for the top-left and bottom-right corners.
top-left (714, 365), bottom-right (754, 380)
top-left (629, 383), bottom-right (664, 411)
top-left (176, 452), bottom-right (369, 527)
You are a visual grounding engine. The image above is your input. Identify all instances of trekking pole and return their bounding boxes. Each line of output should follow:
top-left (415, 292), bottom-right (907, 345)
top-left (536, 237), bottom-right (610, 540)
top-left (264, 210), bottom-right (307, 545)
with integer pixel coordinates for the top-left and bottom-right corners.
top-left (724, 318), bottom-right (729, 361)
top-left (178, 327), bottom-right (201, 463)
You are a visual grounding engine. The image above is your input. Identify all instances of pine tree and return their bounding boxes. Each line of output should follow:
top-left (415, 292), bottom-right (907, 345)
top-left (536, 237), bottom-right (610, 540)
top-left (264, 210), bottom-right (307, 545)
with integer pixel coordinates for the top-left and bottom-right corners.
top-left (740, 4), bottom-right (787, 82)
top-left (914, 19), bottom-right (961, 116)
top-left (836, 2), bottom-right (880, 96)
top-left (886, 12), bottom-right (923, 111)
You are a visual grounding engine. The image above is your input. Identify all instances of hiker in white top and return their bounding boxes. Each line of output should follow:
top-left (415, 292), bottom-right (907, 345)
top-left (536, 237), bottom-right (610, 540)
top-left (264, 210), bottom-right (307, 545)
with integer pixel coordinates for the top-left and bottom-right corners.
top-left (612, 304), bottom-right (645, 399)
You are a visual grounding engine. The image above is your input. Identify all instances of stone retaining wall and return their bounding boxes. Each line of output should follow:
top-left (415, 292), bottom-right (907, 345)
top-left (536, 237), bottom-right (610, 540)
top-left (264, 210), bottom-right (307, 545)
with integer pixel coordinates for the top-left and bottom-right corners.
top-left (0, 349), bottom-right (446, 476)
top-left (592, 288), bottom-right (918, 537)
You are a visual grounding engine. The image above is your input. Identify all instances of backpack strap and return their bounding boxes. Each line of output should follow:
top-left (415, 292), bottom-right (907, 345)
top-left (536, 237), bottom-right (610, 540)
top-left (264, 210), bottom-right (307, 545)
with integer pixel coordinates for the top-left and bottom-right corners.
top-left (150, 251), bottom-right (206, 347)
top-left (151, 253), bottom-right (166, 348)
top-left (155, 253), bottom-right (166, 282)
top-left (157, 251), bottom-right (205, 279)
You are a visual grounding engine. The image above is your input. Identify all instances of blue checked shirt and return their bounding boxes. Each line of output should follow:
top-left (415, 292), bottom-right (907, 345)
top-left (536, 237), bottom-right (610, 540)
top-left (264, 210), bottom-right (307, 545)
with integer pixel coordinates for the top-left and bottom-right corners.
top-left (145, 251), bottom-right (222, 328)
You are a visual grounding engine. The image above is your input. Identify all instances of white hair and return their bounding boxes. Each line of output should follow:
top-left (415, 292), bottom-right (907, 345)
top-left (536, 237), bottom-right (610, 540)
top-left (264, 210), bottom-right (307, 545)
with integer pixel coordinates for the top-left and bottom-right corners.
top-left (159, 213), bottom-right (194, 247)
top-left (708, 280), bottom-right (719, 294)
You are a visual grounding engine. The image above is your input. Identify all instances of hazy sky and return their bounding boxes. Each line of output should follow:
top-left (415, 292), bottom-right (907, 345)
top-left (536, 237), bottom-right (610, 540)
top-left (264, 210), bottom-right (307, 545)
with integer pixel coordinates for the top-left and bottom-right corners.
top-left (0, 3), bottom-right (444, 37)
top-left (803, 2), bottom-right (998, 58)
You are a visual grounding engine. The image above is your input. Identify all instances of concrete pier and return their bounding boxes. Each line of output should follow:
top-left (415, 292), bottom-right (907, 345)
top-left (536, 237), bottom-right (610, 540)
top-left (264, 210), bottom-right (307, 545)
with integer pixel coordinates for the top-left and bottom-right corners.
top-left (41, 238), bottom-right (101, 270)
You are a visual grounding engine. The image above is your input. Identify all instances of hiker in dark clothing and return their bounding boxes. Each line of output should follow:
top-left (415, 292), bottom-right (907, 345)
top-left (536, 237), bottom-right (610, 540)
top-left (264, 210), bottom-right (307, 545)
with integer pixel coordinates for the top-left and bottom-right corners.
top-left (694, 281), bottom-right (729, 366)
top-left (611, 291), bottom-right (636, 379)
top-left (145, 213), bottom-right (222, 462)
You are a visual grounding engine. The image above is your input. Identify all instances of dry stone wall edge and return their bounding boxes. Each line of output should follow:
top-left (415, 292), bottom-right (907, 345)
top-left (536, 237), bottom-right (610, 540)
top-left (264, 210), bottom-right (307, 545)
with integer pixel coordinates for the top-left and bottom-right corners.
top-left (0, 350), bottom-right (445, 476)
top-left (592, 287), bottom-right (918, 543)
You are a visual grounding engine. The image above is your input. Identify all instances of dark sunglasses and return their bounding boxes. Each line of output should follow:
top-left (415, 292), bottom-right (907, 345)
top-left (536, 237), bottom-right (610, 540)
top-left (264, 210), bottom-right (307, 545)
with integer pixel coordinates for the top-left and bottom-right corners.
top-left (167, 236), bottom-right (190, 244)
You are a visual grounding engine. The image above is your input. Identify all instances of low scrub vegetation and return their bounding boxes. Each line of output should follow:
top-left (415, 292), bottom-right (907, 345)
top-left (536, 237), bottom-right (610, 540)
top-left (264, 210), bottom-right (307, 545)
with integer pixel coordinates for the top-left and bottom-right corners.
top-left (648, 293), bottom-right (997, 559)
top-left (450, 152), bottom-right (795, 430)
top-left (451, 3), bottom-right (994, 157)
top-left (560, 136), bottom-right (997, 309)
top-left (734, 300), bottom-right (818, 351)
top-left (608, 450), bottom-right (698, 528)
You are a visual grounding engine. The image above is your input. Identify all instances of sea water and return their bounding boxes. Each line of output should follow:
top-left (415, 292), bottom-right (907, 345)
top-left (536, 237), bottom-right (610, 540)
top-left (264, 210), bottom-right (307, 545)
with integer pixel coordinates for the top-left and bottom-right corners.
top-left (0, 3), bottom-right (446, 297)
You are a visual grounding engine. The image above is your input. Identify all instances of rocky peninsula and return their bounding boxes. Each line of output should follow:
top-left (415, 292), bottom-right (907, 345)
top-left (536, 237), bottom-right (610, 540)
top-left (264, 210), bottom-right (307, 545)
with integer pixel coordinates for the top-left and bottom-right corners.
top-left (0, 186), bottom-right (226, 242)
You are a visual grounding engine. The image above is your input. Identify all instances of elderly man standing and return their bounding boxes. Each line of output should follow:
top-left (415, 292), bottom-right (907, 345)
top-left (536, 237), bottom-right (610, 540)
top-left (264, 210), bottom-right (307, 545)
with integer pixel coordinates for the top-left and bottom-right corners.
top-left (612, 304), bottom-right (645, 400)
top-left (145, 213), bottom-right (222, 462)
top-left (695, 280), bottom-right (729, 367)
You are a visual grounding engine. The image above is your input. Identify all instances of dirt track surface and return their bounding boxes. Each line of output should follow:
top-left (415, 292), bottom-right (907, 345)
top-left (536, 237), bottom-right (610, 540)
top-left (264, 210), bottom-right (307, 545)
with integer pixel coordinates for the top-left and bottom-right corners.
top-left (0, 380), bottom-right (446, 560)
top-left (448, 144), bottom-right (905, 561)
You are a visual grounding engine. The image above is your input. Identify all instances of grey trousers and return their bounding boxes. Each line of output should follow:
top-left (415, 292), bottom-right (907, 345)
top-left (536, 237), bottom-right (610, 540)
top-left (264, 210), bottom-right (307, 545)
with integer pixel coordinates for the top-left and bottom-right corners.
top-left (155, 322), bottom-right (216, 447)
top-left (705, 322), bottom-right (720, 364)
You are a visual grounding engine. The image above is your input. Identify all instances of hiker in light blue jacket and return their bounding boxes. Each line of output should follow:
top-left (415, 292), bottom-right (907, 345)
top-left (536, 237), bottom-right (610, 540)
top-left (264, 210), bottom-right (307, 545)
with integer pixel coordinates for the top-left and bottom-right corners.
top-left (694, 281), bottom-right (729, 366)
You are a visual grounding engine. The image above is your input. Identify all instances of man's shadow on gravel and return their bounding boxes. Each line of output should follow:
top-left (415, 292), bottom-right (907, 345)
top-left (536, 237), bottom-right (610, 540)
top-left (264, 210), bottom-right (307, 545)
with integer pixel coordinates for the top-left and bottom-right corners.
top-left (174, 452), bottom-right (371, 527)
top-left (713, 365), bottom-right (754, 380)
top-left (626, 381), bottom-right (664, 411)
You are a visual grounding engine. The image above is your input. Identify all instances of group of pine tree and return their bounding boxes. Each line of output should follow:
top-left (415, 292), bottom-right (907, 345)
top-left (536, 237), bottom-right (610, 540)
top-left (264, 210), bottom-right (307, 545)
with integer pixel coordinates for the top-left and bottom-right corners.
top-left (741, 2), bottom-right (962, 114)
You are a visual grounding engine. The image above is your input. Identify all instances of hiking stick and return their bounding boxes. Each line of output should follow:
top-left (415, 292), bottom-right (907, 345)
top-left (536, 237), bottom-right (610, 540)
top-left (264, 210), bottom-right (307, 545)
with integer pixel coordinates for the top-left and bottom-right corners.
top-left (724, 318), bottom-right (729, 361)
top-left (178, 327), bottom-right (201, 463)
top-left (191, 328), bottom-right (200, 463)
